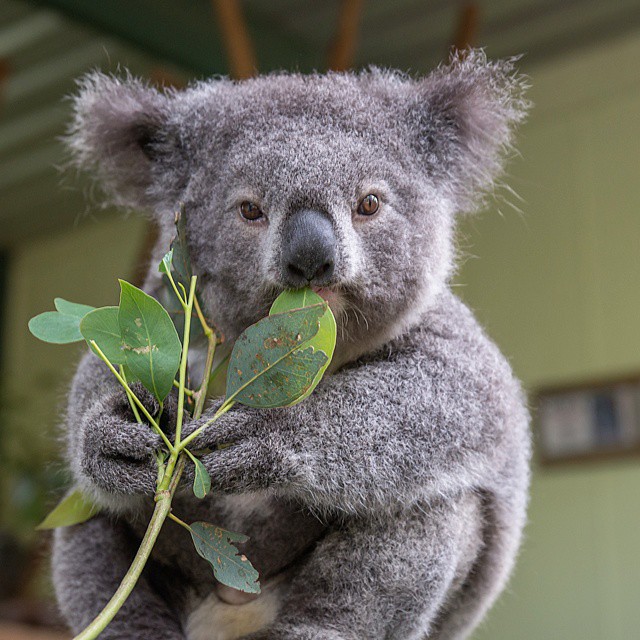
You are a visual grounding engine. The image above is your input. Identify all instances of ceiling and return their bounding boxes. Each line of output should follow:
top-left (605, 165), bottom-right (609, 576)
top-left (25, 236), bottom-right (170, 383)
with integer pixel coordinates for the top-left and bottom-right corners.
top-left (1, 0), bottom-right (640, 246)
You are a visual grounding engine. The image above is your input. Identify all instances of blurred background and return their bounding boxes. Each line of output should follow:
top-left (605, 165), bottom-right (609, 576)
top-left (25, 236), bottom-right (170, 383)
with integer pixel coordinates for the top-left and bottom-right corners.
top-left (1, 0), bottom-right (640, 638)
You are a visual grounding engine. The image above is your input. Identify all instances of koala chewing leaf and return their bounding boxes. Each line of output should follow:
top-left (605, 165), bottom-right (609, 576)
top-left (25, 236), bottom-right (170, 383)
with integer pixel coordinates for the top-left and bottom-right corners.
top-left (53, 51), bottom-right (531, 640)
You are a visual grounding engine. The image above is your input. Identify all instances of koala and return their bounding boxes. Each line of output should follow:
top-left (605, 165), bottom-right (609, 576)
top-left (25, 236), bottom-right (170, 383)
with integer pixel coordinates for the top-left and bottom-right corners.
top-left (52, 51), bottom-right (531, 640)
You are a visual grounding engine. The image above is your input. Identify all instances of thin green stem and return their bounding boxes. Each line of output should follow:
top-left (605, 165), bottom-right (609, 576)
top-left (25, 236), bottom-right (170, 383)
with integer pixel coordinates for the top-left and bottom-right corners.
top-left (120, 366), bottom-right (142, 424)
top-left (174, 276), bottom-right (197, 446)
top-left (193, 296), bottom-right (211, 338)
top-left (178, 399), bottom-right (234, 451)
top-left (173, 380), bottom-right (194, 396)
top-left (164, 268), bottom-right (186, 308)
top-left (72, 456), bottom-right (186, 640)
top-left (90, 341), bottom-right (174, 453)
top-left (168, 511), bottom-right (193, 532)
top-left (192, 301), bottom-right (217, 420)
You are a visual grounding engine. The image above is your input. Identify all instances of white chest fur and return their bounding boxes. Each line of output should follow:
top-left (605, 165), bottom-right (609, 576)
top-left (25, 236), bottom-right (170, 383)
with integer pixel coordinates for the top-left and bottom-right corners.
top-left (186, 582), bottom-right (283, 640)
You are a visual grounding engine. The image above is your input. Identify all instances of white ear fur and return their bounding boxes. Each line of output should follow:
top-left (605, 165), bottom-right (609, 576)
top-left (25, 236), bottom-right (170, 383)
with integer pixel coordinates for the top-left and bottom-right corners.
top-left (410, 50), bottom-right (530, 213)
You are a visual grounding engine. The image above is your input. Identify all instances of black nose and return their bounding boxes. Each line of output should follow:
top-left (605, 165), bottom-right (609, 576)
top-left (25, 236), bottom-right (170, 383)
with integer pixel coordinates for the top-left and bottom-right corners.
top-left (281, 209), bottom-right (336, 287)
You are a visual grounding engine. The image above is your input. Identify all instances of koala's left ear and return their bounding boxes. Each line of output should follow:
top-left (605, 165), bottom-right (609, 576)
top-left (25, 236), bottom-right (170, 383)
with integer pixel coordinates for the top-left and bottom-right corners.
top-left (66, 72), bottom-right (186, 215)
top-left (409, 50), bottom-right (530, 213)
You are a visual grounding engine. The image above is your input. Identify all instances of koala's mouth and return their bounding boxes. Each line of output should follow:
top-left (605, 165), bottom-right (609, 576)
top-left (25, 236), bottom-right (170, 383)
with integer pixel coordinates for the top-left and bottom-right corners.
top-left (312, 286), bottom-right (344, 315)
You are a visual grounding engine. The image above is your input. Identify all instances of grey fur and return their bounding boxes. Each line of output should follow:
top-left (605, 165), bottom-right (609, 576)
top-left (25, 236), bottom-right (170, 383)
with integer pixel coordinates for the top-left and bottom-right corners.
top-left (53, 50), bottom-right (531, 639)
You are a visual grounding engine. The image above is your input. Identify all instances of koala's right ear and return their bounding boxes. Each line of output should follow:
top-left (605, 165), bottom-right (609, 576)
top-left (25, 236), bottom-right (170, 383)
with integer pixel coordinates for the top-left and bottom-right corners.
top-left (66, 72), bottom-right (186, 215)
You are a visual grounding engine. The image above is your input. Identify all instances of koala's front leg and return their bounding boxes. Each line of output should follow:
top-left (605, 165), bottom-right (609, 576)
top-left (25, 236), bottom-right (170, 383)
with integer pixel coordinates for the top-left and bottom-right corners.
top-left (66, 352), bottom-right (169, 509)
top-left (241, 492), bottom-right (483, 640)
top-left (184, 310), bottom-right (527, 515)
top-left (53, 515), bottom-right (186, 639)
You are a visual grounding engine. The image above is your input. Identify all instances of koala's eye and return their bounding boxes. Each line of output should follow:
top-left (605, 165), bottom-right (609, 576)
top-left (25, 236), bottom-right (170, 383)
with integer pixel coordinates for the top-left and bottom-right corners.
top-left (357, 194), bottom-right (379, 216)
top-left (239, 201), bottom-right (264, 222)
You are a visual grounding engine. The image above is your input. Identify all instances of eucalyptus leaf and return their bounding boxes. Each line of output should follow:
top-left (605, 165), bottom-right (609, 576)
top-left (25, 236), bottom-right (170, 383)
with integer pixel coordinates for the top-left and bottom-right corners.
top-left (189, 522), bottom-right (260, 593)
top-left (118, 280), bottom-right (182, 402)
top-left (269, 288), bottom-right (336, 404)
top-left (28, 311), bottom-right (84, 344)
top-left (191, 456), bottom-right (211, 499)
top-left (158, 248), bottom-right (174, 276)
top-left (36, 488), bottom-right (99, 530)
top-left (80, 306), bottom-right (125, 365)
top-left (54, 298), bottom-right (96, 319)
top-left (159, 208), bottom-right (207, 346)
top-left (120, 363), bottom-right (139, 385)
top-left (170, 206), bottom-right (193, 288)
top-left (226, 304), bottom-right (328, 408)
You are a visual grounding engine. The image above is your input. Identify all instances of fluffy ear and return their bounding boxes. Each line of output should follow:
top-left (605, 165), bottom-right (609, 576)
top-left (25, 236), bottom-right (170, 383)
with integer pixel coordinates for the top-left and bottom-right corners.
top-left (66, 72), bottom-right (187, 214)
top-left (409, 50), bottom-right (530, 213)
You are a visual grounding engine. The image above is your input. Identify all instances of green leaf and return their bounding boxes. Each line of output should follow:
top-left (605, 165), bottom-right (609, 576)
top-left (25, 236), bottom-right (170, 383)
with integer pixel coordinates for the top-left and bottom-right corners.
top-left (269, 288), bottom-right (336, 404)
top-left (118, 280), bottom-right (182, 402)
top-left (189, 522), bottom-right (260, 593)
top-left (36, 489), bottom-right (99, 530)
top-left (80, 306), bottom-right (126, 365)
top-left (226, 304), bottom-right (328, 408)
top-left (159, 208), bottom-right (207, 347)
top-left (54, 298), bottom-right (96, 319)
top-left (170, 206), bottom-right (193, 288)
top-left (120, 363), bottom-right (139, 384)
top-left (28, 311), bottom-right (85, 344)
top-left (158, 248), bottom-right (174, 275)
top-left (29, 298), bottom-right (96, 344)
top-left (190, 456), bottom-right (211, 499)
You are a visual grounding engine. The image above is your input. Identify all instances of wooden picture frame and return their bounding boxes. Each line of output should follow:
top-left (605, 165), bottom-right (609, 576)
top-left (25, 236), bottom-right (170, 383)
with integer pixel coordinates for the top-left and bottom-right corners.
top-left (534, 374), bottom-right (640, 466)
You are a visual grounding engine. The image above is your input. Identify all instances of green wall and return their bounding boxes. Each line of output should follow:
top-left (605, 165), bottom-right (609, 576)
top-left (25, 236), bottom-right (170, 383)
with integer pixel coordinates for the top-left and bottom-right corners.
top-left (462, 31), bottom-right (640, 640)
top-left (1, 213), bottom-right (147, 537)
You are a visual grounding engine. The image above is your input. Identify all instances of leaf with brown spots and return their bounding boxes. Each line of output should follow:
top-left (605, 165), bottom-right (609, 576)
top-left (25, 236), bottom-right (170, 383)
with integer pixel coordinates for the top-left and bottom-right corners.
top-left (189, 522), bottom-right (260, 593)
top-left (118, 280), bottom-right (182, 402)
top-left (225, 303), bottom-right (329, 408)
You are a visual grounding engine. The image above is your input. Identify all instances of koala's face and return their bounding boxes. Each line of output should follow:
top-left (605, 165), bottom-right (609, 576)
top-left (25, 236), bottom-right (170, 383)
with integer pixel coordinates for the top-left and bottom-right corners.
top-left (69, 52), bottom-right (527, 357)
top-left (181, 79), bottom-right (455, 351)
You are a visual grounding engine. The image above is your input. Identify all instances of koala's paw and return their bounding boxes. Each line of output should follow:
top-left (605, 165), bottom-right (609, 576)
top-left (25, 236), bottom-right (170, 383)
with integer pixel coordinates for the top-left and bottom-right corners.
top-left (181, 404), bottom-right (299, 494)
top-left (78, 384), bottom-right (175, 498)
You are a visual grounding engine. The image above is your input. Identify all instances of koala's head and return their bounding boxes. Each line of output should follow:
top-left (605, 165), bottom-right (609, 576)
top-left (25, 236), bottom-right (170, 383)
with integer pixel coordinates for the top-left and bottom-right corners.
top-left (68, 51), bottom-right (528, 362)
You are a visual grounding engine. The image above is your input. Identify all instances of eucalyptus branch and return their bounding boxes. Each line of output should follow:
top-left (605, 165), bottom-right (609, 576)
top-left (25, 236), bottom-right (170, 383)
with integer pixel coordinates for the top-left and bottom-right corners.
top-left (73, 456), bottom-right (186, 640)
top-left (29, 229), bottom-right (335, 640)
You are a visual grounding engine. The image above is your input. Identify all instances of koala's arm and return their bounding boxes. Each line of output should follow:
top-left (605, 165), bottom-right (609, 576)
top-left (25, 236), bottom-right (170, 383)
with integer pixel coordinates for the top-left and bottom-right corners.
top-left (191, 292), bottom-right (530, 514)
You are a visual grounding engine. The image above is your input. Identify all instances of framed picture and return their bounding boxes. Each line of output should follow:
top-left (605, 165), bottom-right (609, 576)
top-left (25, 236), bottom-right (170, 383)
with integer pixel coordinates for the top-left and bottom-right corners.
top-left (535, 375), bottom-right (640, 465)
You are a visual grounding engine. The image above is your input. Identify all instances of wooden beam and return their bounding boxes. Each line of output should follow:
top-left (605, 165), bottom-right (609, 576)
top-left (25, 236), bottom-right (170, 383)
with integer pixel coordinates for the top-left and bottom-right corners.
top-left (453, 3), bottom-right (480, 52)
top-left (328, 0), bottom-right (365, 71)
top-left (149, 67), bottom-right (187, 90)
top-left (0, 59), bottom-right (10, 109)
top-left (211, 0), bottom-right (257, 79)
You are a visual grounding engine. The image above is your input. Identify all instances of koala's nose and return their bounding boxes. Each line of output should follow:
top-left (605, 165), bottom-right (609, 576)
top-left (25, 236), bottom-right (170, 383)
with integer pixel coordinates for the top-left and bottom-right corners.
top-left (281, 209), bottom-right (336, 288)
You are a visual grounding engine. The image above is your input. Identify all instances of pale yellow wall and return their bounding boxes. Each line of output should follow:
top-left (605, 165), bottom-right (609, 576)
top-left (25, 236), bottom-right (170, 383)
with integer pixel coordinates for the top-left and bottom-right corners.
top-left (462, 32), bottom-right (640, 640)
top-left (1, 213), bottom-right (147, 535)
